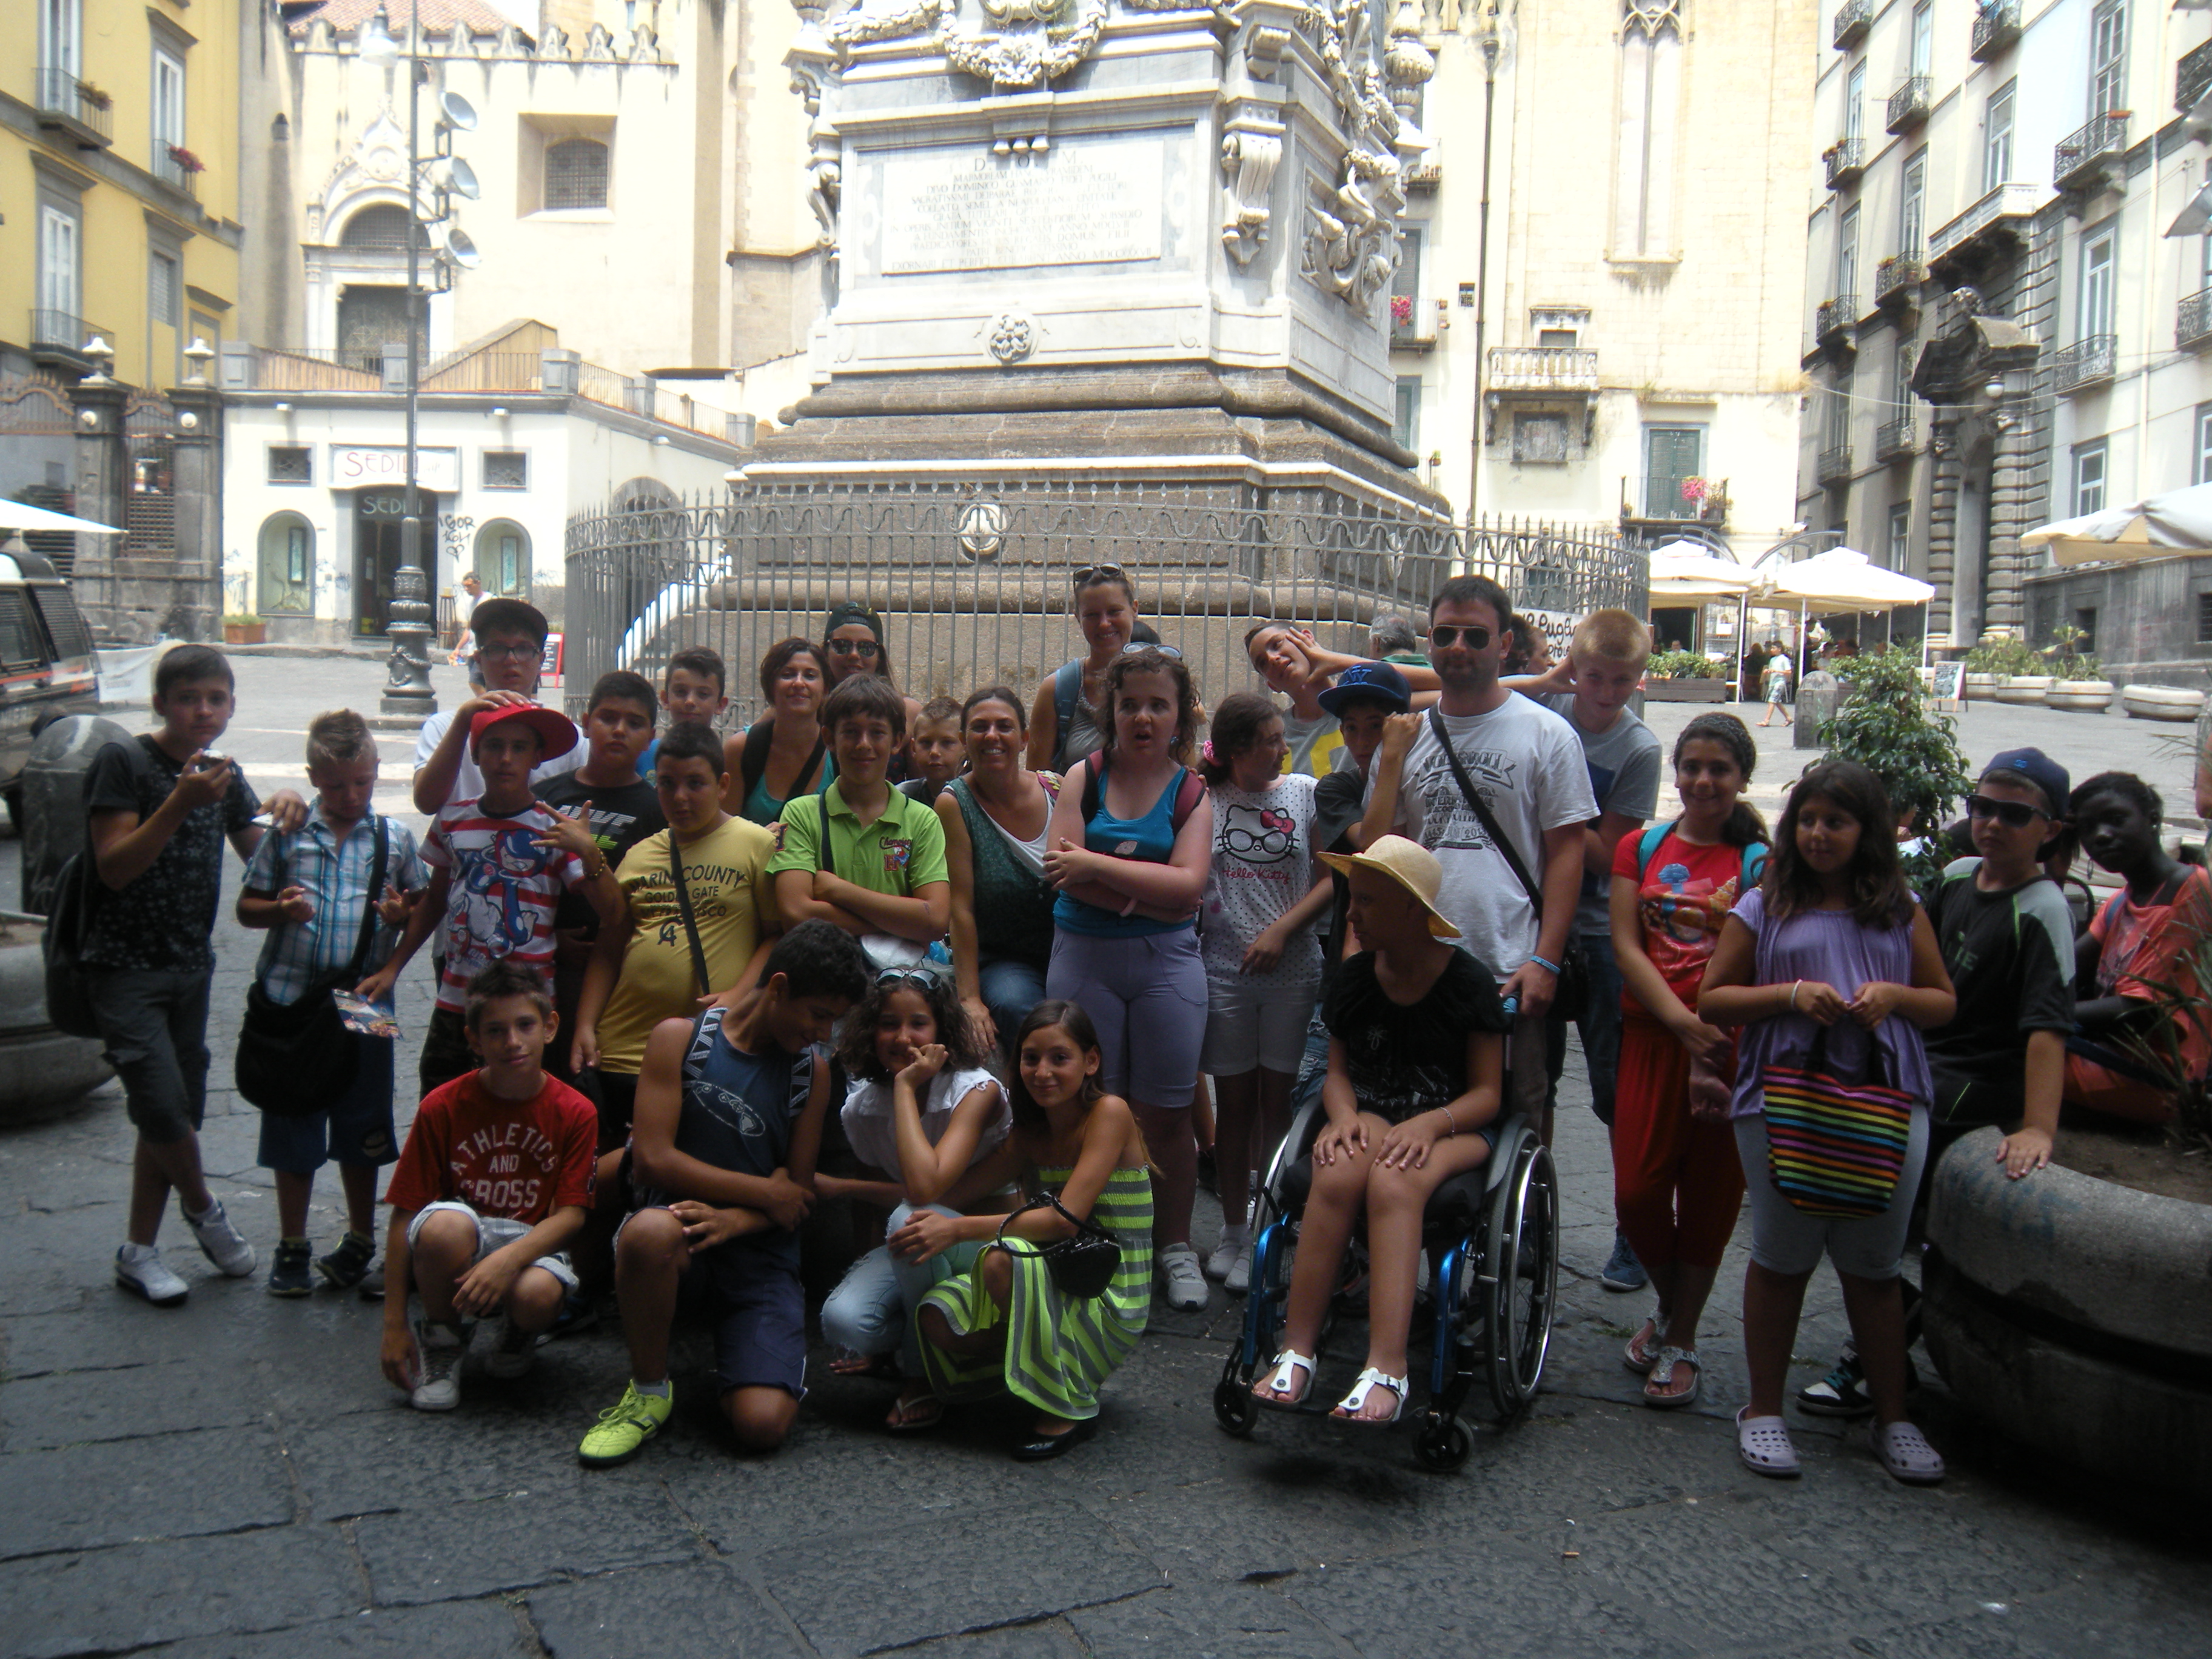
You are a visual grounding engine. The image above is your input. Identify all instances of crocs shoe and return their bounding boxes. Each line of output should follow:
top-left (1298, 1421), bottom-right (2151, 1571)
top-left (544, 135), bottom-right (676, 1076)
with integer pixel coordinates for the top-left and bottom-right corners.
top-left (1870, 1419), bottom-right (1946, 1486)
top-left (1736, 1408), bottom-right (1800, 1479)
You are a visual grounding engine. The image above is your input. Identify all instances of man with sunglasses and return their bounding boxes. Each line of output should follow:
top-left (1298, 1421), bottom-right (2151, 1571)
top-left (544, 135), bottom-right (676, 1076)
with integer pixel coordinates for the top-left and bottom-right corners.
top-left (1798, 746), bottom-right (2075, 1420)
top-left (412, 598), bottom-right (586, 814)
top-left (1361, 575), bottom-right (1595, 1142)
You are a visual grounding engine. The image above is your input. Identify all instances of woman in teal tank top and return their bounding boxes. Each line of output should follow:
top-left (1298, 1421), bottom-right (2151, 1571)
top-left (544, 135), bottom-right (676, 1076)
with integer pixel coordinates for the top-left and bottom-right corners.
top-left (1040, 647), bottom-right (1212, 1314)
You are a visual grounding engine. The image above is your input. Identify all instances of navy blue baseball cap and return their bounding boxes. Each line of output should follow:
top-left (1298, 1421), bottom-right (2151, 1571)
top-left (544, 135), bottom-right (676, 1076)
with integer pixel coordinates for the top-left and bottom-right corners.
top-left (1980, 748), bottom-right (2070, 817)
top-left (1318, 660), bottom-right (1413, 717)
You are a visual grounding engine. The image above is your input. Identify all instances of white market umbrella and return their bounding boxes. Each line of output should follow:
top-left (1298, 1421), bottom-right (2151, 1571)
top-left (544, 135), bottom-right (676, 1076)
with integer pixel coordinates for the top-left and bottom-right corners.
top-left (1765, 546), bottom-right (1936, 666)
top-left (2021, 482), bottom-right (2212, 567)
top-left (1646, 540), bottom-right (1766, 696)
top-left (0, 498), bottom-right (125, 536)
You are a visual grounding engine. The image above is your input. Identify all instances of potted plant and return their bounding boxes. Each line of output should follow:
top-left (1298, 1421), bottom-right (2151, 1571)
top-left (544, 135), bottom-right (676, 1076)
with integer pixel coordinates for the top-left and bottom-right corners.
top-left (2122, 684), bottom-right (2207, 722)
top-left (2043, 623), bottom-right (2113, 712)
top-left (1641, 648), bottom-right (1731, 702)
top-left (1815, 645), bottom-right (1972, 893)
top-left (79, 83), bottom-right (112, 111)
top-left (166, 144), bottom-right (206, 175)
top-left (1680, 476), bottom-right (1729, 523)
top-left (1962, 635), bottom-right (2033, 700)
top-left (222, 613), bottom-right (266, 646)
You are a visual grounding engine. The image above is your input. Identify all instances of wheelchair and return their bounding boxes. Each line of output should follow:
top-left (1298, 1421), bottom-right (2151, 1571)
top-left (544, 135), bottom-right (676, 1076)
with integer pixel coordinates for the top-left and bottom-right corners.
top-left (1210, 1088), bottom-right (1560, 1471)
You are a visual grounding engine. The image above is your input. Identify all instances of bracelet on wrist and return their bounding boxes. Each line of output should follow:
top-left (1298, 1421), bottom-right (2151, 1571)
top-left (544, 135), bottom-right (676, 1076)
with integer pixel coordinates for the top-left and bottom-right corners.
top-left (1527, 953), bottom-right (1561, 976)
top-left (1440, 1105), bottom-right (1461, 1137)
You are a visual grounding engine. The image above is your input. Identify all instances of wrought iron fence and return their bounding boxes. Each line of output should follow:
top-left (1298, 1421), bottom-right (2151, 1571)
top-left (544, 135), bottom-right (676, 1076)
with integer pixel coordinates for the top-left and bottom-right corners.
top-left (563, 483), bottom-right (1643, 726)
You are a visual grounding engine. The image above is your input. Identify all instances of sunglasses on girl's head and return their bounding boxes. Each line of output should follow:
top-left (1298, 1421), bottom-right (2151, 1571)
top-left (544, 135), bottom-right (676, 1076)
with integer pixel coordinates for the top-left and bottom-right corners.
top-left (1968, 794), bottom-right (2051, 828)
top-left (1070, 562), bottom-right (1128, 588)
top-left (1429, 624), bottom-right (1492, 649)
top-left (1118, 642), bottom-right (1183, 660)
top-left (874, 967), bottom-right (936, 988)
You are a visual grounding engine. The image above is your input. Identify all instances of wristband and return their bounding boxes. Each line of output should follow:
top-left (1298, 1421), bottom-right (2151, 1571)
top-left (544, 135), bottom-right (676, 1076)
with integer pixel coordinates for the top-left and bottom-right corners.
top-left (1789, 980), bottom-right (1801, 1012)
top-left (1527, 954), bottom-right (1561, 976)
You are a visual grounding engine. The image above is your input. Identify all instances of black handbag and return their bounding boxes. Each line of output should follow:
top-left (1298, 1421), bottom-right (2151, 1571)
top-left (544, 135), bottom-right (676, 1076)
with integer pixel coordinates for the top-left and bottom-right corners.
top-left (236, 819), bottom-right (389, 1116)
top-left (1426, 707), bottom-right (1591, 1012)
top-left (995, 1189), bottom-right (1121, 1298)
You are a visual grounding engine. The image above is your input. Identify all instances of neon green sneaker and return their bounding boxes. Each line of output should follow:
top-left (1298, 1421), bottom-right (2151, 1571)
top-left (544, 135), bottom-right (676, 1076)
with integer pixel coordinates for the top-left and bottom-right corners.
top-left (577, 1381), bottom-right (672, 1467)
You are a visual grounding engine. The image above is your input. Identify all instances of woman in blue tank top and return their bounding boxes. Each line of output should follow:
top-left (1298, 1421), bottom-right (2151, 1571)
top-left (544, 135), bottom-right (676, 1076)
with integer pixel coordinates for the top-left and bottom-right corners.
top-left (1042, 647), bottom-right (1214, 1312)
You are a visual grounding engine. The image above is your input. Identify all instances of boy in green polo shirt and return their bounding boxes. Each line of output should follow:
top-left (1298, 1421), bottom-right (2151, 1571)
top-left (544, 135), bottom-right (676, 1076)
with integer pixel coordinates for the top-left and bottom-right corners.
top-left (769, 674), bottom-right (950, 956)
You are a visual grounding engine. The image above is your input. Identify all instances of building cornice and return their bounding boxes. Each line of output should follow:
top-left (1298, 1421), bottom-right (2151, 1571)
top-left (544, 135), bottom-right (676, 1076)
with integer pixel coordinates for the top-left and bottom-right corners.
top-left (0, 95), bottom-right (241, 250)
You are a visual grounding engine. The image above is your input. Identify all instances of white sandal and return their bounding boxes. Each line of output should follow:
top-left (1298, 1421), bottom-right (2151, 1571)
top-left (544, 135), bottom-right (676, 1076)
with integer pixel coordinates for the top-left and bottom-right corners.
top-left (1331, 1366), bottom-right (1409, 1425)
top-left (1252, 1349), bottom-right (1316, 1409)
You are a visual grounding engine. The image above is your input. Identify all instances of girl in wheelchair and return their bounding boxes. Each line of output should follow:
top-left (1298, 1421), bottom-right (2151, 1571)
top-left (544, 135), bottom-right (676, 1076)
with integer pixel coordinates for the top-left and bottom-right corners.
top-left (1250, 836), bottom-right (1511, 1423)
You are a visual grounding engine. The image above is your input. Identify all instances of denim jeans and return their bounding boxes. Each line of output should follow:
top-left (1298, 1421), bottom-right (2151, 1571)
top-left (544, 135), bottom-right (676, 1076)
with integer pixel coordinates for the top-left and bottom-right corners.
top-left (977, 957), bottom-right (1048, 1065)
top-left (1544, 930), bottom-right (1626, 1128)
top-left (819, 1202), bottom-right (982, 1376)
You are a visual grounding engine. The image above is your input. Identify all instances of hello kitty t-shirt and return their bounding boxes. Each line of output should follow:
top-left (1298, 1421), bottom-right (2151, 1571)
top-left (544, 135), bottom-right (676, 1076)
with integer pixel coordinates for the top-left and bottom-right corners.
top-left (1611, 825), bottom-right (1766, 1009)
top-left (1201, 774), bottom-right (1322, 988)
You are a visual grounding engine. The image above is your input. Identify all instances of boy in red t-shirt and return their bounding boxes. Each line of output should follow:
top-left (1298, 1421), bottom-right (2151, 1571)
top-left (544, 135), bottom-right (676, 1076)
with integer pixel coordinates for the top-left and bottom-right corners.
top-left (378, 961), bottom-right (598, 1412)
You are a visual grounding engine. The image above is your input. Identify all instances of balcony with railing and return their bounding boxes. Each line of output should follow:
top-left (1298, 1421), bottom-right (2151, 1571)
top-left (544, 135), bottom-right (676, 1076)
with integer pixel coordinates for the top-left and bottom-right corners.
top-left (1875, 414), bottom-right (1919, 461)
top-left (1485, 346), bottom-right (1601, 394)
top-left (2179, 38), bottom-right (2212, 115)
top-left (2054, 113), bottom-right (2129, 192)
top-left (1824, 136), bottom-right (1866, 190)
top-left (1833, 0), bottom-right (1871, 50)
top-left (1971, 2), bottom-right (2022, 62)
top-left (2053, 334), bottom-right (2117, 394)
top-left (1886, 75), bottom-right (1932, 135)
top-left (1875, 253), bottom-right (1923, 307)
top-left (1815, 295), bottom-right (1858, 345)
top-left (2180, 288), bottom-right (2212, 352)
top-left (153, 146), bottom-right (201, 199)
top-left (1928, 181), bottom-right (2040, 274)
top-left (33, 69), bottom-right (114, 150)
top-left (1817, 444), bottom-right (1854, 487)
top-left (28, 310), bottom-right (113, 370)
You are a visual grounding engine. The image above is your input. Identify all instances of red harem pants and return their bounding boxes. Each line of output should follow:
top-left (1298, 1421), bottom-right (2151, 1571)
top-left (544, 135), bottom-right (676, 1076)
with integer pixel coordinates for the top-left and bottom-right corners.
top-left (1612, 1013), bottom-right (1746, 1272)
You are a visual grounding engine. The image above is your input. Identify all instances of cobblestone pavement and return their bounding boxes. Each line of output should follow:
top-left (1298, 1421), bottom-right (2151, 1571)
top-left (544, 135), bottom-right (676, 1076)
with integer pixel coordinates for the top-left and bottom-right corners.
top-left (1, 659), bottom-right (2207, 1657)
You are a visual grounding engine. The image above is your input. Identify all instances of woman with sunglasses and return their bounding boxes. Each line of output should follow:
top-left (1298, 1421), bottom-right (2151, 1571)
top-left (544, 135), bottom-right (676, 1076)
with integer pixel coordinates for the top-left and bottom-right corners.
top-left (1028, 565), bottom-right (1141, 775)
top-left (823, 602), bottom-right (923, 780)
top-left (937, 686), bottom-right (1061, 1059)
top-left (1042, 647), bottom-right (1216, 1310)
top-left (727, 638), bottom-right (836, 827)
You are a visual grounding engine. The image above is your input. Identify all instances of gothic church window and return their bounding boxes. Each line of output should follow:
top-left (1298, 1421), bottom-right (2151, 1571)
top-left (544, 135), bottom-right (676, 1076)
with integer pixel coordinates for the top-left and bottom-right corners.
top-left (1615, 0), bottom-right (1681, 260)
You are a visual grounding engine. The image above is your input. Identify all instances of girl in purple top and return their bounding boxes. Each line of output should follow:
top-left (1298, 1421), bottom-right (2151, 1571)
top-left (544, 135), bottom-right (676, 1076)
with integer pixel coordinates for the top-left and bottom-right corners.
top-left (1698, 760), bottom-right (1956, 1487)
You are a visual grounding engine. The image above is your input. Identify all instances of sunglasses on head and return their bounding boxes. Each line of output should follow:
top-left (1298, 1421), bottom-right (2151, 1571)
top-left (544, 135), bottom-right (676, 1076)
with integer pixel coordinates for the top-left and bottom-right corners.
top-left (1429, 624), bottom-right (1492, 649)
top-left (1117, 642), bottom-right (1183, 660)
top-left (1968, 794), bottom-right (2051, 829)
top-left (1071, 562), bottom-right (1128, 588)
top-left (874, 967), bottom-right (936, 988)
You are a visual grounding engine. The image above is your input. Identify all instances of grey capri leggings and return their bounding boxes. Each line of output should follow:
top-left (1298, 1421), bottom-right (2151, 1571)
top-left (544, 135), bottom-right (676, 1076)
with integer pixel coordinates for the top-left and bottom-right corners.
top-left (1732, 1107), bottom-right (1930, 1281)
top-left (1046, 926), bottom-right (1207, 1108)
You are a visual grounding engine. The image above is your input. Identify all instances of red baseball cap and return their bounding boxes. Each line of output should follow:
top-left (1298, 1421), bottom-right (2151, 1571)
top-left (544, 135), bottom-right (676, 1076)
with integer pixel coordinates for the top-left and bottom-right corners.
top-left (468, 703), bottom-right (578, 760)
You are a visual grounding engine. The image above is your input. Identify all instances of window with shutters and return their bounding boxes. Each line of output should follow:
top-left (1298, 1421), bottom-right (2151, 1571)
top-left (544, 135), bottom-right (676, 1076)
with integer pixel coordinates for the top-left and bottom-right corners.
top-left (1642, 425), bottom-right (1702, 518)
top-left (2090, 1), bottom-right (2127, 116)
top-left (1984, 81), bottom-right (2016, 193)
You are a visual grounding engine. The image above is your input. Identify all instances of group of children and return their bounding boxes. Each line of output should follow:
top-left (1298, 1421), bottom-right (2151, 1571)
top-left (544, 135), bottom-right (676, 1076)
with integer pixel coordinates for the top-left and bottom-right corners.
top-left (74, 582), bottom-right (2204, 1483)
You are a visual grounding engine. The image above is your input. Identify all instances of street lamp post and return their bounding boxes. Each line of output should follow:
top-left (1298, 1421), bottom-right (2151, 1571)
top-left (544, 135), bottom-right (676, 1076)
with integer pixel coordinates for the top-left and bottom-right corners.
top-left (360, 3), bottom-right (477, 716)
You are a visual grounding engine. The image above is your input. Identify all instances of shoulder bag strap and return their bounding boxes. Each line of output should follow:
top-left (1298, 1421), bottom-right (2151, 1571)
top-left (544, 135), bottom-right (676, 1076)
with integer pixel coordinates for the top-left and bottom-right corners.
top-left (666, 834), bottom-right (714, 999)
top-left (336, 817), bottom-right (390, 988)
top-left (1051, 659), bottom-right (1083, 772)
top-left (814, 771), bottom-right (837, 881)
top-left (1634, 819), bottom-right (1674, 883)
top-left (1426, 706), bottom-right (1544, 919)
top-left (739, 719), bottom-right (774, 799)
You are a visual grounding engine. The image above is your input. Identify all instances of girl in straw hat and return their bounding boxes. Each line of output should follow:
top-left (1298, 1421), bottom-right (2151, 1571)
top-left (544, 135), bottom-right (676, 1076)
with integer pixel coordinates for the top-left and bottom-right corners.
top-left (1250, 836), bottom-right (1512, 1423)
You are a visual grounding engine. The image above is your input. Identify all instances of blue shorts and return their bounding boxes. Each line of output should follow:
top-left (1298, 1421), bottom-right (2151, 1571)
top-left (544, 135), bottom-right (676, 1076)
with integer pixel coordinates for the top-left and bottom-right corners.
top-left (621, 1208), bottom-right (807, 1398)
top-left (257, 1034), bottom-right (400, 1174)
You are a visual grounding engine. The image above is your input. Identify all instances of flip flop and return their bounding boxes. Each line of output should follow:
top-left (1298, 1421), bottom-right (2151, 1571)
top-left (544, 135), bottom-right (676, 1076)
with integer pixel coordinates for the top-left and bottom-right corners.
top-left (1869, 1420), bottom-right (1946, 1486)
top-left (1622, 1317), bottom-right (1661, 1375)
top-left (1330, 1367), bottom-right (1409, 1426)
top-left (1642, 1346), bottom-right (1700, 1410)
top-left (1252, 1349), bottom-right (1316, 1410)
top-left (1736, 1407), bottom-right (1800, 1479)
top-left (886, 1392), bottom-right (943, 1433)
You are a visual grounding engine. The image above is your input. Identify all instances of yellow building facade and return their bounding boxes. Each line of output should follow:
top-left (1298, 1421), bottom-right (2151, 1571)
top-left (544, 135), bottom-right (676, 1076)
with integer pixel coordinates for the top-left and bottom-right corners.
top-left (3, 0), bottom-right (241, 395)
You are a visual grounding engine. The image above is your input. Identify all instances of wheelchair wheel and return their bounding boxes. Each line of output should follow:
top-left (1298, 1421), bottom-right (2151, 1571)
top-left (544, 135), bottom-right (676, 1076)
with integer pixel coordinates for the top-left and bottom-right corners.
top-left (1414, 1412), bottom-right (1473, 1472)
top-left (1214, 1377), bottom-right (1259, 1436)
top-left (1485, 1136), bottom-right (1560, 1419)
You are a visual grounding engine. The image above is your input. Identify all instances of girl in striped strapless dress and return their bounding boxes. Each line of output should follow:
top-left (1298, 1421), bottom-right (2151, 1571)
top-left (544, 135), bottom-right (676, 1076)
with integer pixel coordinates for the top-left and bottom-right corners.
top-left (888, 999), bottom-right (1153, 1461)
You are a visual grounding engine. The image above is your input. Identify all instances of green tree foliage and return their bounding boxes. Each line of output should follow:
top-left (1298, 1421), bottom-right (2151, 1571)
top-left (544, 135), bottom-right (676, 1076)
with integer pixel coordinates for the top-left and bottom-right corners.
top-left (1817, 646), bottom-right (1974, 873)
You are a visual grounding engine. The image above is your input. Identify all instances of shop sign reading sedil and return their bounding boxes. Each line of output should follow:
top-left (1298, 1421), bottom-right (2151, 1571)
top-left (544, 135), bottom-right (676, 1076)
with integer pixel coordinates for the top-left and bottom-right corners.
top-left (330, 446), bottom-right (461, 494)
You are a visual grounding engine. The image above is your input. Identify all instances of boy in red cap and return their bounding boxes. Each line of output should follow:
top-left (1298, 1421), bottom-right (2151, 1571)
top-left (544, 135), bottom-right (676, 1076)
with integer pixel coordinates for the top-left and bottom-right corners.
top-left (381, 703), bottom-right (628, 1096)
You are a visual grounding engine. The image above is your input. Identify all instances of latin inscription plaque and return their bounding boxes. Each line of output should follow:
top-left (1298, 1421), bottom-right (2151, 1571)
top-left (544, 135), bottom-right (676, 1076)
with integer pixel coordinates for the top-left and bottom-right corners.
top-left (880, 136), bottom-right (1165, 275)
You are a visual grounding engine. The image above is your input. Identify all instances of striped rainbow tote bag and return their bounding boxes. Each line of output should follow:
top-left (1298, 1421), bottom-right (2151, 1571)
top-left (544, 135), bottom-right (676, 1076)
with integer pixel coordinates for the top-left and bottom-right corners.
top-left (1761, 1029), bottom-right (1915, 1219)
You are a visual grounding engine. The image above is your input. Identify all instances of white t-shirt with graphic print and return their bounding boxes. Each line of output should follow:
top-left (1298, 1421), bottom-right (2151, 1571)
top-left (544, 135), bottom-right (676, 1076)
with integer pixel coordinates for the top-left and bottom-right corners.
top-left (1201, 773), bottom-right (1322, 989)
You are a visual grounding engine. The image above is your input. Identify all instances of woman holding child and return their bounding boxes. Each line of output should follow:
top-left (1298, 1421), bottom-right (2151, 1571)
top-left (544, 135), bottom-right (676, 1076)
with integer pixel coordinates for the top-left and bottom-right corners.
top-left (936, 685), bottom-right (1062, 1055)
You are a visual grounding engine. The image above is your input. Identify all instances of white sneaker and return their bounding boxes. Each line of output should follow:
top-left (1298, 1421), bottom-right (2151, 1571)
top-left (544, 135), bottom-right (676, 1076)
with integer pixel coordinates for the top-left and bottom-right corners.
top-left (1159, 1244), bottom-right (1208, 1311)
top-left (1204, 1230), bottom-right (1247, 1281)
top-left (411, 1321), bottom-right (465, 1411)
top-left (115, 1244), bottom-right (189, 1306)
top-left (1225, 1239), bottom-right (1253, 1295)
top-left (184, 1199), bottom-right (256, 1278)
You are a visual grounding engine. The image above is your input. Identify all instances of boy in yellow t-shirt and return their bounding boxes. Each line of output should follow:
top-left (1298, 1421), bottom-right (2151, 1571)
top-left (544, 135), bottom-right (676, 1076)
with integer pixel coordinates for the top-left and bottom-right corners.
top-left (571, 722), bottom-right (779, 1152)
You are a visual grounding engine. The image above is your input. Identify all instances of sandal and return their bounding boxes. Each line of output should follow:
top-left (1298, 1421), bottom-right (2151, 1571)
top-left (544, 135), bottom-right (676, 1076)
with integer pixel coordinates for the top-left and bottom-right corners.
top-left (1330, 1367), bottom-right (1409, 1426)
top-left (886, 1391), bottom-right (943, 1433)
top-left (1622, 1317), bottom-right (1662, 1375)
top-left (1252, 1349), bottom-right (1316, 1410)
top-left (1736, 1407), bottom-right (1800, 1479)
top-left (1642, 1346), bottom-right (1701, 1410)
top-left (1869, 1420), bottom-right (1946, 1486)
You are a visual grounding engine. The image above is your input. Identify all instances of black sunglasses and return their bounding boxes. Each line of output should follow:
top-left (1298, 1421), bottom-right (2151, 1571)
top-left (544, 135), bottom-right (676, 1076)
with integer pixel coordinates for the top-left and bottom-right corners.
top-left (1968, 794), bottom-right (2051, 829)
top-left (1429, 624), bottom-right (1492, 649)
top-left (825, 637), bottom-right (881, 657)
